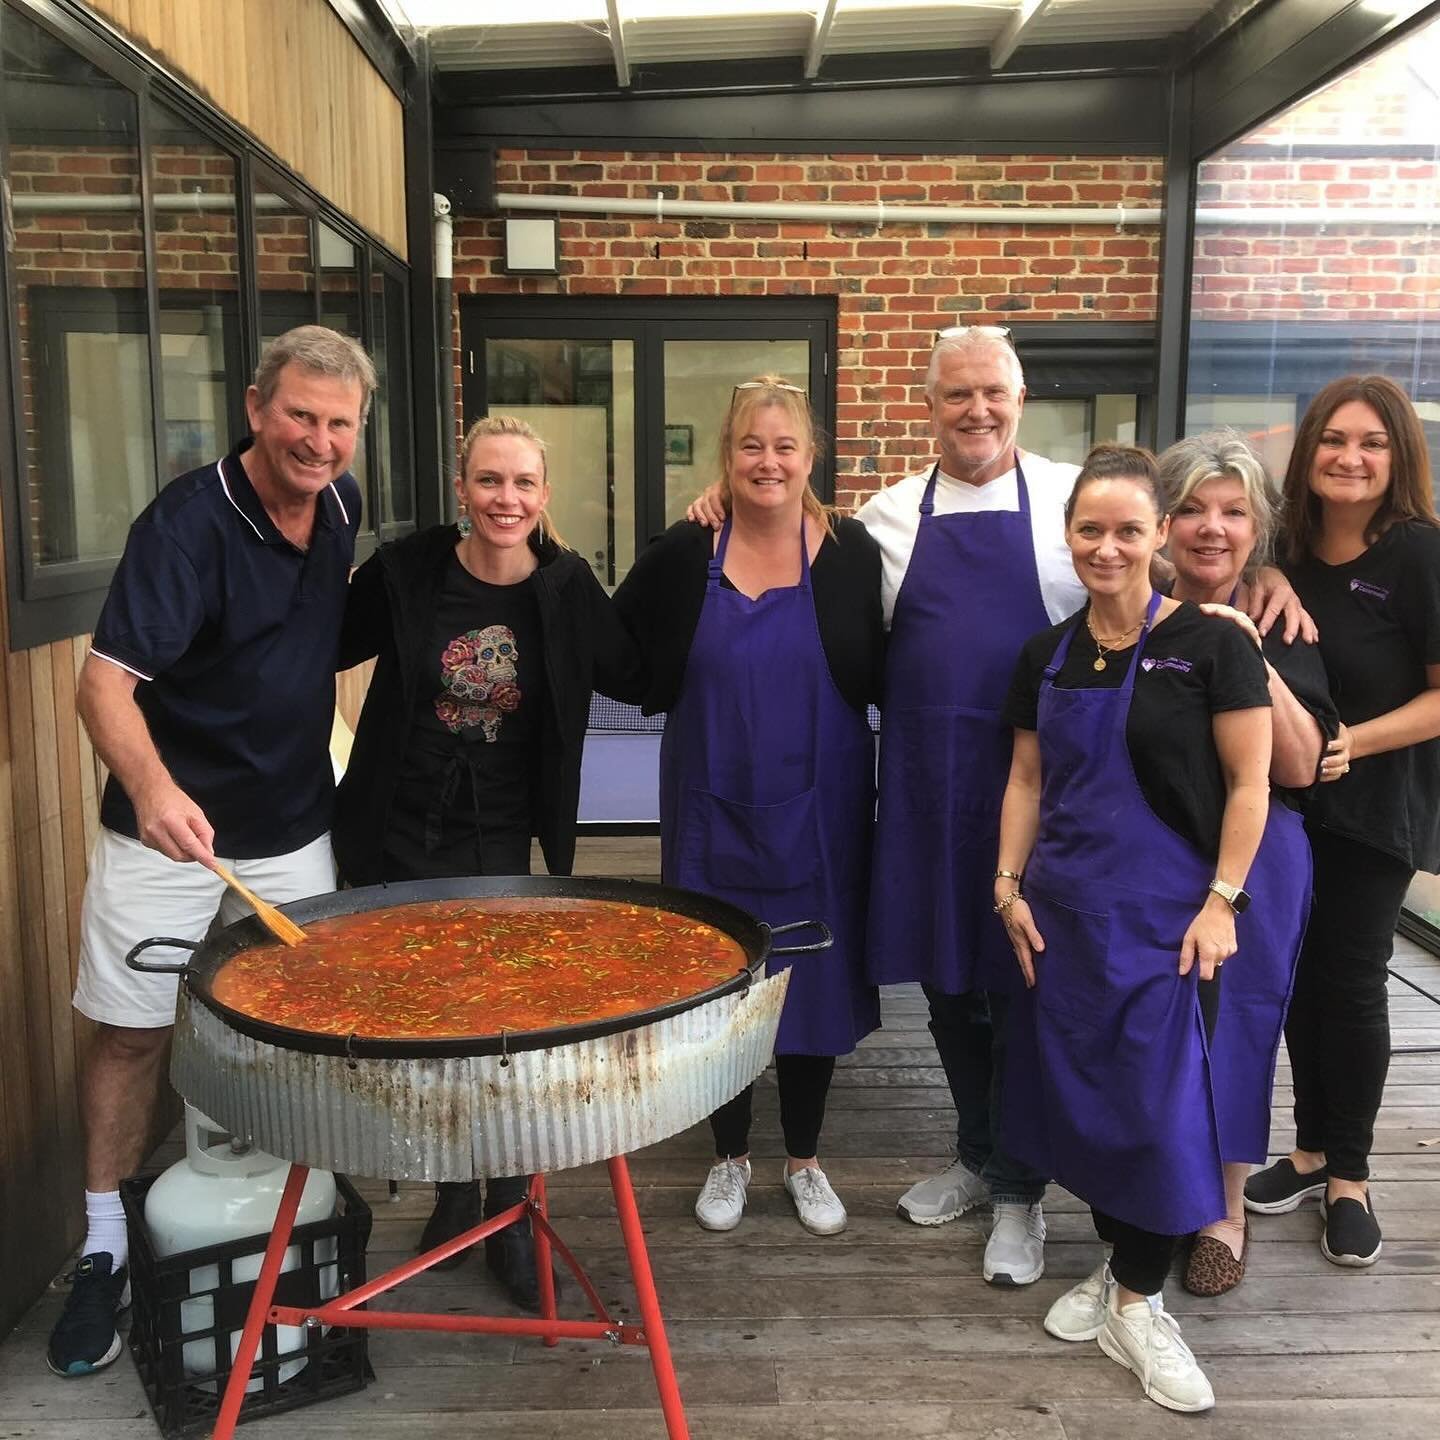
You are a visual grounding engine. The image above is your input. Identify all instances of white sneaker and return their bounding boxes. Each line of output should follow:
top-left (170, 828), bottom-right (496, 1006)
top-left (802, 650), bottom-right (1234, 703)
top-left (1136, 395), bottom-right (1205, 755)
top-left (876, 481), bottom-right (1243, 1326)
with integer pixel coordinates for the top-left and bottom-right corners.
top-left (1098, 1294), bottom-right (1216, 1413)
top-left (784, 1164), bottom-right (848, 1235)
top-left (983, 1201), bottom-right (1046, 1285)
top-left (896, 1156), bottom-right (989, 1226)
top-left (694, 1158), bottom-right (751, 1231)
top-left (1043, 1262), bottom-right (1114, 1341)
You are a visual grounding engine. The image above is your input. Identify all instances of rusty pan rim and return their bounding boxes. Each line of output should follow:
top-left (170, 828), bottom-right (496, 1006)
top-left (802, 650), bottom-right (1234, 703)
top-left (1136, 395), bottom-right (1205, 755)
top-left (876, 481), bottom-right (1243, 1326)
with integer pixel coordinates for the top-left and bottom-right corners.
top-left (148, 875), bottom-right (778, 1060)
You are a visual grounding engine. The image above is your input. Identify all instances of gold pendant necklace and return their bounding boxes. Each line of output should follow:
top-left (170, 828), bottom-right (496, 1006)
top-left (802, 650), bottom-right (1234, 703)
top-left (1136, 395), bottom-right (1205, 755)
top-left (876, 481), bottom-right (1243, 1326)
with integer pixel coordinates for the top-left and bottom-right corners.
top-left (1086, 611), bottom-right (1144, 672)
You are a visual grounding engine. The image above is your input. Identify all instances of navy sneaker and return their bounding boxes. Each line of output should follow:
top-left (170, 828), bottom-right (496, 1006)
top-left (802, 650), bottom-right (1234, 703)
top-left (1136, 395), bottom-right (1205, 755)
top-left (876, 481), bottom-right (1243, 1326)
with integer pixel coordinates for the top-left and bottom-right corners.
top-left (46, 1253), bottom-right (131, 1377)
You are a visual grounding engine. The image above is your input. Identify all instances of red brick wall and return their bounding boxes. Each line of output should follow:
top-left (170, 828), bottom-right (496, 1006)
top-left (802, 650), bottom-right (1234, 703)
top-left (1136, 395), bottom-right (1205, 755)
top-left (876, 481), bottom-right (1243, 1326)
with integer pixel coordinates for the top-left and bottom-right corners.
top-left (453, 149), bottom-right (1165, 505)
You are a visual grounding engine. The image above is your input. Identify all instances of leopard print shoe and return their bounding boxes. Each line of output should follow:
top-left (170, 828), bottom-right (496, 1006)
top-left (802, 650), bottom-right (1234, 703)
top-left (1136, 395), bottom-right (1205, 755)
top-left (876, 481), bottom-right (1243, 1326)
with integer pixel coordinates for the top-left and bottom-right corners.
top-left (1183, 1222), bottom-right (1248, 1297)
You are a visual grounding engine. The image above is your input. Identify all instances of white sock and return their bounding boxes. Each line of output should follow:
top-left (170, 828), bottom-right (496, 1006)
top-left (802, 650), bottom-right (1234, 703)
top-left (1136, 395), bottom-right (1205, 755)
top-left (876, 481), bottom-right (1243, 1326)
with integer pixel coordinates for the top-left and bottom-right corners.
top-left (83, 1189), bottom-right (129, 1268)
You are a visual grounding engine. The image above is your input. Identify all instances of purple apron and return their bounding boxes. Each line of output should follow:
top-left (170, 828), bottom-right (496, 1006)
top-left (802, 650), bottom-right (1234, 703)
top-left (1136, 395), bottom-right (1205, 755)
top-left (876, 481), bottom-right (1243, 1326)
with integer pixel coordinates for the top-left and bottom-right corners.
top-left (1203, 589), bottom-right (1314, 1164)
top-left (660, 518), bottom-right (880, 1056)
top-left (1002, 595), bottom-right (1226, 1235)
top-left (867, 458), bottom-right (1051, 994)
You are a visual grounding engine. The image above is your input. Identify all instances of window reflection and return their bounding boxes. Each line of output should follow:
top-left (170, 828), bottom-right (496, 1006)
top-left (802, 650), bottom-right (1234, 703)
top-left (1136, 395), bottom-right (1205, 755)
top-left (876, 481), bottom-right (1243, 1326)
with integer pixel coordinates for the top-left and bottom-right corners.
top-left (254, 180), bottom-right (315, 349)
top-left (149, 102), bottom-right (241, 480)
top-left (3, 8), bottom-right (156, 571)
top-left (371, 267), bottom-right (414, 528)
top-left (1186, 13), bottom-right (1440, 488)
top-left (318, 220), bottom-right (366, 506)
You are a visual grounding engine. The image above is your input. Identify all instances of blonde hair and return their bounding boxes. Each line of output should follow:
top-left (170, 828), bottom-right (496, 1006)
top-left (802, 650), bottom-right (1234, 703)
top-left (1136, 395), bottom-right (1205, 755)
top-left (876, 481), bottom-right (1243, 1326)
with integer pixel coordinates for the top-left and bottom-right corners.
top-left (716, 376), bottom-right (834, 535)
top-left (459, 414), bottom-right (569, 550)
top-left (1157, 430), bottom-right (1279, 574)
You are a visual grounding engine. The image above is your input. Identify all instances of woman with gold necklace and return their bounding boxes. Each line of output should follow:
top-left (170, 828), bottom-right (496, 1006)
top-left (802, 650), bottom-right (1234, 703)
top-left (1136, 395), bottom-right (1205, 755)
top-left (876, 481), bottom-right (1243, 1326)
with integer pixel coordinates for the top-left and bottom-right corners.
top-left (993, 444), bottom-right (1273, 1413)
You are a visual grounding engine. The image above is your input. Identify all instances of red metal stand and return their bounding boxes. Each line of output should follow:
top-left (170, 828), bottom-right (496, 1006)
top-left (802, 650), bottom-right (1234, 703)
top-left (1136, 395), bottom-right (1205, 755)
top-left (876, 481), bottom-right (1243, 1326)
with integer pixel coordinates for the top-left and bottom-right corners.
top-left (209, 1157), bottom-right (689, 1440)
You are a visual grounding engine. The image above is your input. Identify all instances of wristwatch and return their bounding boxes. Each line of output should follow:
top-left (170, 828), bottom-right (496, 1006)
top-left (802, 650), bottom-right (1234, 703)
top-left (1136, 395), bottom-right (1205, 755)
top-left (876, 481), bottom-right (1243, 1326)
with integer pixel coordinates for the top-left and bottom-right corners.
top-left (1208, 878), bottom-right (1251, 914)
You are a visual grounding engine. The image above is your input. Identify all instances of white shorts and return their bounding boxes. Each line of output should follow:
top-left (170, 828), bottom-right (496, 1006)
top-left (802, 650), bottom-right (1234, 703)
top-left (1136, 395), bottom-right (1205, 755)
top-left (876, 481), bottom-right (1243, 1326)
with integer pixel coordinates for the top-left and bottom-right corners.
top-left (73, 828), bottom-right (336, 1029)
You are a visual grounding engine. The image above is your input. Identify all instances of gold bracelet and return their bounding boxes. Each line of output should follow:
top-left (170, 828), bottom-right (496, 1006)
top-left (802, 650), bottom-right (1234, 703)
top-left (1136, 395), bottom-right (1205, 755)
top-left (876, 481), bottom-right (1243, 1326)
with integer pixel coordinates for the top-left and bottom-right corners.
top-left (993, 892), bottom-right (1022, 917)
top-left (994, 869), bottom-right (1023, 884)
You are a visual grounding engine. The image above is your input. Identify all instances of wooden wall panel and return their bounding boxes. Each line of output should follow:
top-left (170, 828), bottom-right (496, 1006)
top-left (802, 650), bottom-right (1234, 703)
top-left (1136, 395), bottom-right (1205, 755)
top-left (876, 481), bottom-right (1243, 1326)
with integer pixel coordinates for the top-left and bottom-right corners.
top-left (85, 0), bottom-right (407, 257)
top-left (2, 4), bottom-right (404, 1329)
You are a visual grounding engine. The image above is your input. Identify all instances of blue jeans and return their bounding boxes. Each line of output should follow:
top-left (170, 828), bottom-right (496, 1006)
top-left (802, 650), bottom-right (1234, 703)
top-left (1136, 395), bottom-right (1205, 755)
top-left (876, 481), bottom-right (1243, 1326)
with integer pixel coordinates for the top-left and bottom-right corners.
top-left (922, 984), bottom-right (1048, 1205)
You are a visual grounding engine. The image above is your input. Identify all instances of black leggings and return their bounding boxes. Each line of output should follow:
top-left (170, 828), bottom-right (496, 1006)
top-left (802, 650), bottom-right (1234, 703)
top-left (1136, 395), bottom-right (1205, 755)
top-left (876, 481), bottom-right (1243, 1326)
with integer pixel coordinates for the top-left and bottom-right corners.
top-left (1092, 973), bottom-right (1223, 1296)
top-left (710, 1054), bottom-right (837, 1159)
top-left (1286, 827), bottom-right (1413, 1181)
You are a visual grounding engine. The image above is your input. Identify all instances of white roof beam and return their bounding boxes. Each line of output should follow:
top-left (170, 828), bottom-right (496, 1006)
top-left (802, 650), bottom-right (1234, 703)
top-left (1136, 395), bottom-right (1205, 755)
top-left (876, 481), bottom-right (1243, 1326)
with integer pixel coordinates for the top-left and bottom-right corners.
top-left (606, 0), bottom-right (630, 87)
top-left (991, 0), bottom-right (1054, 71)
top-left (804, 0), bottom-right (840, 80)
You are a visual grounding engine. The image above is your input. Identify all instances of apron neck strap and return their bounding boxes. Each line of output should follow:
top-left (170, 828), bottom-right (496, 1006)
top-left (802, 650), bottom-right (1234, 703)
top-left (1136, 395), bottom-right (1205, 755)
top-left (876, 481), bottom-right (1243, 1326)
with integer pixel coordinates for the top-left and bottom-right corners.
top-left (1044, 590), bottom-right (1162, 684)
top-left (709, 514), bottom-right (811, 582)
top-left (710, 517), bottom-right (733, 577)
top-left (920, 452), bottom-right (1024, 516)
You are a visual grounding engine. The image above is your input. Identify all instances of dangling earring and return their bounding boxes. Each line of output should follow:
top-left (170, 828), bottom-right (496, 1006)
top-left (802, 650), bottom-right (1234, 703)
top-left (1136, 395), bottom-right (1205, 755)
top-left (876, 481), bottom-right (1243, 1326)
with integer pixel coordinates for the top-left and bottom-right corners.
top-left (456, 505), bottom-right (472, 539)
top-left (536, 510), bottom-right (548, 542)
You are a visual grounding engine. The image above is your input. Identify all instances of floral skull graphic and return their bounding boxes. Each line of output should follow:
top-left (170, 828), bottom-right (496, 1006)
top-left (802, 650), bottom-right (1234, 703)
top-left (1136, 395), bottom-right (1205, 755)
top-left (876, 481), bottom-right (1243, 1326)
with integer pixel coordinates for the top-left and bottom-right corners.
top-left (434, 624), bottom-right (522, 741)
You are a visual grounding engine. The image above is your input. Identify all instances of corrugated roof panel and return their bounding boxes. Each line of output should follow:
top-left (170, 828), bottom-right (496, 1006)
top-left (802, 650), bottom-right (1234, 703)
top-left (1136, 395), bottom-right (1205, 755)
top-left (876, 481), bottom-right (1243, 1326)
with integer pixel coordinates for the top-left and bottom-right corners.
top-left (826, 3), bottom-right (1000, 55)
top-left (429, 21), bottom-right (615, 70)
top-left (625, 12), bottom-right (816, 63)
top-left (423, 2), bottom-right (1229, 72)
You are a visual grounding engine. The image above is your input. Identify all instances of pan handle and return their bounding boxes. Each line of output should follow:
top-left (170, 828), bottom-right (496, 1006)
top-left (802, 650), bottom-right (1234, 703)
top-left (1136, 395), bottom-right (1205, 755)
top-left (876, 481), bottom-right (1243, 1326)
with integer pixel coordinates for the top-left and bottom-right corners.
top-left (764, 919), bottom-right (834, 956)
top-left (125, 937), bottom-right (201, 975)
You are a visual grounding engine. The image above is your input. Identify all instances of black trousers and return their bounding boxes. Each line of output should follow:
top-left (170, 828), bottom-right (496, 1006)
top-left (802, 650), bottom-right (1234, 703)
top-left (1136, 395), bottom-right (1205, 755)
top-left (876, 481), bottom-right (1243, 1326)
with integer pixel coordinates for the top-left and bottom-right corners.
top-left (1286, 826), bottom-right (1413, 1181)
top-left (923, 985), bottom-right (1048, 1204)
top-left (711, 1053), bottom-right (836, 1159)
top-left (1093, 973), bottom-right (1223, 1296)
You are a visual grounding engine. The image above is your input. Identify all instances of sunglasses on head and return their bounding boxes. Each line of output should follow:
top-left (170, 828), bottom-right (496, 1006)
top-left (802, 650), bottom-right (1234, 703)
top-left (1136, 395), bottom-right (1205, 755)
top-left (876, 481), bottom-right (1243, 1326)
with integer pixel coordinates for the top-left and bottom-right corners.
top-left (732, 380), bottom-right (808, 399)
top-left (934, 324), bottom-right (1014, 346)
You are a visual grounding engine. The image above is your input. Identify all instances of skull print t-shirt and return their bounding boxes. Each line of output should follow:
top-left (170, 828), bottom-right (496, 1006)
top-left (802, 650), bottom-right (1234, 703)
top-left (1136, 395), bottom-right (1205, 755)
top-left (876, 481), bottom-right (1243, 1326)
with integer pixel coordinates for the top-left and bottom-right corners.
top-left (384, 552), bottom-right (546, 872)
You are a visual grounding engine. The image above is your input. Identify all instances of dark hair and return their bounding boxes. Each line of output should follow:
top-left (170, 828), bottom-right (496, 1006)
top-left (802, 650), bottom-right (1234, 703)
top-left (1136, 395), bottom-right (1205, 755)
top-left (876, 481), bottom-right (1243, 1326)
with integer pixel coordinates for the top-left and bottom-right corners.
top-left (1279, 374), bottom-right (1438, 563)
top-left (1064, 444), bottom-right (1163, 525)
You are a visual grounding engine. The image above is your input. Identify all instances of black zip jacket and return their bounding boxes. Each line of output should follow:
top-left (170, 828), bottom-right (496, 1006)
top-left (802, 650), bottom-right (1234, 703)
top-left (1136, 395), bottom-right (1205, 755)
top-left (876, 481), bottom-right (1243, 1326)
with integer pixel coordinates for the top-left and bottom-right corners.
top-left (333, 524), bottom-right (645, 883)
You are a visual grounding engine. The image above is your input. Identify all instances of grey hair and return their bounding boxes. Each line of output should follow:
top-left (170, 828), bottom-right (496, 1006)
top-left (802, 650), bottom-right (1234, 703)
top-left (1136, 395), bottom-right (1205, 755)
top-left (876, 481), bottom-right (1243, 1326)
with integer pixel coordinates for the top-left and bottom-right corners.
top-left (253, 325), bottom-right (377, 422)
top-left (925, 327), bottom-right (1025, 396)
top-left (1156, 430), bottom-right (1280, 570)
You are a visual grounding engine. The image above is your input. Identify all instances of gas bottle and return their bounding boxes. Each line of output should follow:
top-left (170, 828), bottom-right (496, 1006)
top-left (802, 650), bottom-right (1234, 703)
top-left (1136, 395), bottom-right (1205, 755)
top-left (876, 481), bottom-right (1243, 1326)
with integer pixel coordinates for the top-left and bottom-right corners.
top-left (144, 1105), bottom-right (338, 1392)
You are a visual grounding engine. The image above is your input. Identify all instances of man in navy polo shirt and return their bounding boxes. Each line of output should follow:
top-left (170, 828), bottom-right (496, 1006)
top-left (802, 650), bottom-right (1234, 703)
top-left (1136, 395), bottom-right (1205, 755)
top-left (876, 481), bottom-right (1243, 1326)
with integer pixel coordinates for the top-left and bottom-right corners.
top-left (48, 326), bottom-right (375, 1378)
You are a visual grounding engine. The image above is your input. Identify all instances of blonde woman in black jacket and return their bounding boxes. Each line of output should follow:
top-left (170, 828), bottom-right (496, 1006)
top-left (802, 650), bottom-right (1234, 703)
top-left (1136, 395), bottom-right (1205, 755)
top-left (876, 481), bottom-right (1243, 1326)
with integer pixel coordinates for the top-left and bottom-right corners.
top-left (334, 415), bottom-right (641, 1307)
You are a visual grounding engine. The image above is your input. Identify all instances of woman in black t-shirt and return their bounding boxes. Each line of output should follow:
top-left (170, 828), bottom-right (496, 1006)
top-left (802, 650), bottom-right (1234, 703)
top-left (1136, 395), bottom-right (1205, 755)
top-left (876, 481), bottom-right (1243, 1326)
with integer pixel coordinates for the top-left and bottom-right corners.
top-left (1245, 376), bottom-right (1440, 1269)
top-left (334, 415), bottom-right (642, 1312)
top-left (997, 445), bottom-right (1273, 1414)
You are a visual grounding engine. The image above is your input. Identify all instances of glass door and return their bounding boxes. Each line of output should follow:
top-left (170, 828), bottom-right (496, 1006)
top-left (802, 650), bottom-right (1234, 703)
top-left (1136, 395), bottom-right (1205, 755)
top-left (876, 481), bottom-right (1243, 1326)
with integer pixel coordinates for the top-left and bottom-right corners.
top-left (459, 299), bottom-right (835, 589)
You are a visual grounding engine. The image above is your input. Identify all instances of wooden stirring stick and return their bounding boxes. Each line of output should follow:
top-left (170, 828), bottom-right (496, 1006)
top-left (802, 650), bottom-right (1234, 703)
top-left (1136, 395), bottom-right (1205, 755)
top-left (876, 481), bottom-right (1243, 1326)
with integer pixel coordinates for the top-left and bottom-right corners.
top-left (210, 863), bottom-right (307, 947)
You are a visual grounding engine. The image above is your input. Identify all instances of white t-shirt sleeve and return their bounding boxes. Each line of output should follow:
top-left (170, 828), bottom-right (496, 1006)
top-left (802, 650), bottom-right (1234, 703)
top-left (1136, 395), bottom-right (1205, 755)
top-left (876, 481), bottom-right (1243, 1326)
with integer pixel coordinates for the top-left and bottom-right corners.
top-left (853, 455), bottom-right (1084, 628)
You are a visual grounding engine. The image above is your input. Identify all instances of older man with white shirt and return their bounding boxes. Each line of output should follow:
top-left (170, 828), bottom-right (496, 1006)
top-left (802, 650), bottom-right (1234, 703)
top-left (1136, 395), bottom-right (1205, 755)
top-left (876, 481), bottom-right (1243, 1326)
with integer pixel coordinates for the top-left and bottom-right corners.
top-left (863, 326), bottom-right (1079, 1286)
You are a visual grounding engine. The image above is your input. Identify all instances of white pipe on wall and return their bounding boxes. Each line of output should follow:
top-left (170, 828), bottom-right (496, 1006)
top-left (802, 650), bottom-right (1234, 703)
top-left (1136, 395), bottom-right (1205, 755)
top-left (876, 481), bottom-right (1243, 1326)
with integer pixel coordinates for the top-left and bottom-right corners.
top-left (496, 190), bottom-right (1440, 229)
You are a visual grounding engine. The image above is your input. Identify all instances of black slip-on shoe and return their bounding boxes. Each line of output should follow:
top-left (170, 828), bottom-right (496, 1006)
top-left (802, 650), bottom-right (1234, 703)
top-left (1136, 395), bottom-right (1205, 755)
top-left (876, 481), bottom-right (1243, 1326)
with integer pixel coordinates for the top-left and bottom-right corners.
top-left (418, 1181), bottom-right (483, 1270)
top-left (1321, 1194), bottom-right (1382, 1268)
top-left (46, 1253), bottom-right (131, 1377)
top-left (1243, 1158), bottom-right (1329, 1215)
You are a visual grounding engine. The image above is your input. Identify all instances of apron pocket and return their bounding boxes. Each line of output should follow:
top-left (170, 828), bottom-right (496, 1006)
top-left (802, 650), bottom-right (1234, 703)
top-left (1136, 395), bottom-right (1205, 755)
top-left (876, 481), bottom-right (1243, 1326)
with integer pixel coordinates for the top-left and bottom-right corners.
top-left (681, 786), bottom-right (822, 894)
top-left (1028, 890), bottom-right (1111, 1029)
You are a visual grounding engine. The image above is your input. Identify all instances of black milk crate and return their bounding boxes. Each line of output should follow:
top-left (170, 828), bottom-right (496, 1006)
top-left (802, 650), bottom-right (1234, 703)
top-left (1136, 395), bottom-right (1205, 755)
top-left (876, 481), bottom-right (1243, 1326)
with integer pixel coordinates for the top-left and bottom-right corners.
top-left (119, 1171), bottom-right (372, 1437)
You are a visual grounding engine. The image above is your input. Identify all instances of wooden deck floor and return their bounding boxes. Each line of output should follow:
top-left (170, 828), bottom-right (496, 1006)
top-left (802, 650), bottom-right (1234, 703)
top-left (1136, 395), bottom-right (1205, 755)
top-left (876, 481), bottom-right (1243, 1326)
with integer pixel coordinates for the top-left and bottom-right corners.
top-left (3, 835), bottom-right (1439, 1439)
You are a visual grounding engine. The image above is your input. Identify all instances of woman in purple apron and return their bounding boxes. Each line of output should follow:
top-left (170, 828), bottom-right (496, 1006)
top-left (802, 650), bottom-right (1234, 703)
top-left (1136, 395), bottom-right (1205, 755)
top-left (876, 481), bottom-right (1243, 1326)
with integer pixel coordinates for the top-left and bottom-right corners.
top-left (1159, 433), bottom-right (1334, 1297)
top-left (613, 377), bottom-right (883, 1238)
top-left (995, 446), bottom-right (1274, 1414)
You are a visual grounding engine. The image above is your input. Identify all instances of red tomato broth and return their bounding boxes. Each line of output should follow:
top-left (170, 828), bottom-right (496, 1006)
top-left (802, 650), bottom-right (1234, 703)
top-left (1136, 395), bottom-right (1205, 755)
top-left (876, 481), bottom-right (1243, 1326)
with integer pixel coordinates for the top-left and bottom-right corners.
top-left (209, 897), bottom-right (749, 1039)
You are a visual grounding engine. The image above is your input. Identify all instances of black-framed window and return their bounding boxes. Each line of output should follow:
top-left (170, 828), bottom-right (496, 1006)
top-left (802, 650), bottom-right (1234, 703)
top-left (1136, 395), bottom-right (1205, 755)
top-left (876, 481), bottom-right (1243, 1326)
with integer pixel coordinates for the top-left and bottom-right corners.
top-left (0, 0), bottom-right (414, 650)
top-left (459, 296), bottom-right (836, 589)
top-left (1008, 322), bottom-right (1157, 462)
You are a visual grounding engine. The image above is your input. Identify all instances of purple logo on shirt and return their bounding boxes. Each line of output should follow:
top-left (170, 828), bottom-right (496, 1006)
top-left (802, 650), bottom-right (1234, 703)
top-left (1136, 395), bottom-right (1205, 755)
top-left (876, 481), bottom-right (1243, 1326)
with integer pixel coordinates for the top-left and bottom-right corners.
top-left (1349, 578), bottom-right (1390, 602)
top-left (1140, 656), bottom-right (1194, 675)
